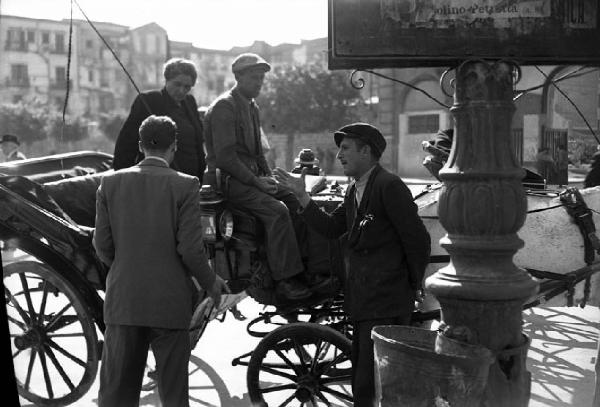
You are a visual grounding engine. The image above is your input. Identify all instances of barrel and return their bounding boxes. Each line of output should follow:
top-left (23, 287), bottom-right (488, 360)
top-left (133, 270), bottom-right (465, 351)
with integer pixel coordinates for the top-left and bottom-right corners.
top-left (372, 325), bottom-right (495, 407)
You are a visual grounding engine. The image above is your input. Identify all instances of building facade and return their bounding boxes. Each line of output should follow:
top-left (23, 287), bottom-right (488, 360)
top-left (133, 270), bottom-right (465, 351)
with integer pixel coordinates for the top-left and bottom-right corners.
top-left (2, 14), bottom-right (598, 178)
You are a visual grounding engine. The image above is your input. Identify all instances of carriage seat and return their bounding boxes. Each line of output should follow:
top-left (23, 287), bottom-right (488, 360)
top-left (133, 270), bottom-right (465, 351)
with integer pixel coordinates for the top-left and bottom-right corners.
top-left (43, 171), bottom-right (109, 228)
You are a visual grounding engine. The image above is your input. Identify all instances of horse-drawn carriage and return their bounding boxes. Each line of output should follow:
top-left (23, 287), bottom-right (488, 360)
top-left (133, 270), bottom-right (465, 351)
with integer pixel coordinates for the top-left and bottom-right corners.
top-left (2, 150), bottom-right (599, 406)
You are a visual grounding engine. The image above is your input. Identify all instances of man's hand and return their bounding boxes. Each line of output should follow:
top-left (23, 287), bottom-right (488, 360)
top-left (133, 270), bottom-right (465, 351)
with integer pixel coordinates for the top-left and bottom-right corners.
top-left (254, 176), bottom-right (278, 195)
top-left (272, 167), bottom-right (311, 207)
top-left (207, 275), bottom-right (230, 308)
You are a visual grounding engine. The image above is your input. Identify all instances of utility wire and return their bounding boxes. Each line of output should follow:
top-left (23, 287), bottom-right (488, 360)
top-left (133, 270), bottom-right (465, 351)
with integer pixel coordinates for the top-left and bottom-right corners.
top-left (72, 0), bottom-right (152, 114)
top-left (514, 66), bottom-right (599, 101)
top-left (353, 69), bottom-right (451, 109)
top-left (62, 0), bottom-right (73, 136)
top-left (534, 65), bottom-right (600, 145)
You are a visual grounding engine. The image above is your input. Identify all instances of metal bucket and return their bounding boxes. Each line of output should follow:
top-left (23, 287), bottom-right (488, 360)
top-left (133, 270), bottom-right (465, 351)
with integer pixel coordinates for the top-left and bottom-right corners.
top-left (372, 325), bottom-right (495, 407)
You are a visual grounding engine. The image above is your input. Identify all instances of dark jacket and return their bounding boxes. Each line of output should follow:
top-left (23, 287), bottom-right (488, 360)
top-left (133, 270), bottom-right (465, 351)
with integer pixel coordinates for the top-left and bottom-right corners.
top-left (585, 152), bottom-right (600, 188)
top-left (113, 89), bottom-right (206, 179)
top-left (302, 164), bottom-right (431, 321)
top-left (203, 87), bottom-right (270, 187)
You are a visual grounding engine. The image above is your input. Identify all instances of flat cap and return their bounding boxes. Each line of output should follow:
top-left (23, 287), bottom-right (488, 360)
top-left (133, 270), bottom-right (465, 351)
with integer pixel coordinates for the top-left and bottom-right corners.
top-left (231, 53), bottom-right (271, 74)
top-left (294, 148), bottom-right (319, 165)
top-left (0, 134), bottom-right (19, 145)
top-left (334, 123), bottom-right (386, 158)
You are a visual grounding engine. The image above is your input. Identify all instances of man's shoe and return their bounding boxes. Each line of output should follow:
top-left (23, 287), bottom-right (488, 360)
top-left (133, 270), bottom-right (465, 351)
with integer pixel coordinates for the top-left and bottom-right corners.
top-left (305, 274), bottom-right (334, 294)
top-left (277, 278), bottom-right (312, 301)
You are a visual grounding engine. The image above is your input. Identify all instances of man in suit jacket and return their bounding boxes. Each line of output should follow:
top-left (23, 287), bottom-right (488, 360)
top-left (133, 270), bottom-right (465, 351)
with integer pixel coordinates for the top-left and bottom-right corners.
top-left (204, 53), bottom-right (313, 301)
top-left (113, 58), bottom-right (206, 182)
top-left (274, 123), bottom-right (431, 407)
top-left (94, 115), bottom-right (228, 407)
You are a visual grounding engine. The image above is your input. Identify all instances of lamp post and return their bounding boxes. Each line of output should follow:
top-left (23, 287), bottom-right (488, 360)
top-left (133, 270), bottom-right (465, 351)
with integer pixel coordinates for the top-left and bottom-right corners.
top-left (425, 59), bottom-right (539, 406)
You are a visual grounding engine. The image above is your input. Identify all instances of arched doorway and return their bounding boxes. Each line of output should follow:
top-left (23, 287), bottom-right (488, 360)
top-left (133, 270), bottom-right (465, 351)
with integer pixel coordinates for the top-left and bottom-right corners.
top-left (398, 79), bottom-right (450, 178)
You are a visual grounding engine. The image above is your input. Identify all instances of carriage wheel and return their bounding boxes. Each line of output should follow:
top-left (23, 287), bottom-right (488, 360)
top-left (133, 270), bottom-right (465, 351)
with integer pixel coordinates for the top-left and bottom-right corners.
top-left (247, 322), bottom-right (353, 407)
top-left (4, 261), bottom-right (99, 406)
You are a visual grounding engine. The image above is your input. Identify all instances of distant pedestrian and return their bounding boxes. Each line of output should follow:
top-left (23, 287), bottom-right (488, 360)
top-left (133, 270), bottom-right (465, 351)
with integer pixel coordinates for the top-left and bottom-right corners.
top-left (94, 115), bottom-right (229, 407)
top-left (0, 134), bottom-right (26, 161)
top-left (536, 147), bottom-right (558, 184)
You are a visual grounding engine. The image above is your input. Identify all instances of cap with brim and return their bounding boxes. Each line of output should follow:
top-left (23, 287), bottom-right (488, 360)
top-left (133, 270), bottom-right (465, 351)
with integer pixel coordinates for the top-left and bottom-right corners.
top-left (334, 123), bottom-right (386, 157)
top-left (294, 148), bottom-right (319, 165)
top-left (232, 53), bottom-right (271, 74)
top-left (0, 134), bottom-right (20, 145)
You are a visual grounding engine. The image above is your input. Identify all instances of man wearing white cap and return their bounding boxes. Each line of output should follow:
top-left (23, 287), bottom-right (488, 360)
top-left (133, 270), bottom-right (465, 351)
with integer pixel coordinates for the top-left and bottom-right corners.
top-left (204, 53), bottom-right (313, 301)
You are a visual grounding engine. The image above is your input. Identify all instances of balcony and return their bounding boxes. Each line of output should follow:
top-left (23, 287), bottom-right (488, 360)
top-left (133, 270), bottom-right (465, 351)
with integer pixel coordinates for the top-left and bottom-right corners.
top-left (4, 77), bottom-right (30, 88)
top-left (50, 79), bottom-right (69, 89)
top-left (4, 41), bottom-right (27, 52)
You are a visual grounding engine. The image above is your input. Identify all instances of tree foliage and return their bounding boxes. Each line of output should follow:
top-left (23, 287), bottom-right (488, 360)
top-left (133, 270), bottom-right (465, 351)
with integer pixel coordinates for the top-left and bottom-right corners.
top-left (99, 111), bottom-right (127, 141)
top-left (0, 100), bottom-right (89, 144)
top-left (257, 64), bottom-right (362, 135)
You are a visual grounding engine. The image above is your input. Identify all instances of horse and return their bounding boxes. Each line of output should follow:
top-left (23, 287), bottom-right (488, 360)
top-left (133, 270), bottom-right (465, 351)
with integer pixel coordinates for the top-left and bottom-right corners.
top-left (415, 131), bottom-right (600, 310)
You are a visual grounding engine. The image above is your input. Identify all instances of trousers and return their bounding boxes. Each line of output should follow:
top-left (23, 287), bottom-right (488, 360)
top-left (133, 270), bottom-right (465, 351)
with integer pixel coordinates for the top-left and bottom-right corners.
top-left (98, 324), bottom-right (190, 407)
top-left (352, 315), bottom-right (411, 407)
top-left (226, 177), bottom-right (304, 280)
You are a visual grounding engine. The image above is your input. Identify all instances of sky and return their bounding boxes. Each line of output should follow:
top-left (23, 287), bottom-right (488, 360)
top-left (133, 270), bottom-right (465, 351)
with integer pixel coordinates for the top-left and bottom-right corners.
top-left (0, 0), bottom-right (328, 50)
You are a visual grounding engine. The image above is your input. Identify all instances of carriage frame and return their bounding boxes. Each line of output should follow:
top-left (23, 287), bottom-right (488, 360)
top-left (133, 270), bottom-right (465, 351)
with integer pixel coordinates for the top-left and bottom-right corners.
top-left (1, 151), bottom-right (598, 407)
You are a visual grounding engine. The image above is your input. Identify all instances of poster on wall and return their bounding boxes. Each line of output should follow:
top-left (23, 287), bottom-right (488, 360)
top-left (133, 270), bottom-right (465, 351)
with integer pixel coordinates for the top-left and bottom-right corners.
top-left (329, 0), bottom-right (600, 69)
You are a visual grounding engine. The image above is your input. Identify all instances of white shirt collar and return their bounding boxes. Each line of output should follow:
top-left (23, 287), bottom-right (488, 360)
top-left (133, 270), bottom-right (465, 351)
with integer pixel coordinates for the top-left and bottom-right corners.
top-left (144, 155), bottom-right (170, 167)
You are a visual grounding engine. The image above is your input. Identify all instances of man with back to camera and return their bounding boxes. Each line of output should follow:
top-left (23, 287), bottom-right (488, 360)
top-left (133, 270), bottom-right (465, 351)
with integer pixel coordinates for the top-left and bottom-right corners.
top-left (204, 52), bottom-right (324, 301)
top-left (274, 122), bottom-right (431, 407)
top-left (94, 115), bottom-right (229, 407)
top-left (113, 58), bottom-right (206, 182)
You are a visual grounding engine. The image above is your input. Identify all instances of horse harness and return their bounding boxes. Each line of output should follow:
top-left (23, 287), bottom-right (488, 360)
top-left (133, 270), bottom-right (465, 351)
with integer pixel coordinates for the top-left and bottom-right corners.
top-left (527, 187), bottom-right (597, 306)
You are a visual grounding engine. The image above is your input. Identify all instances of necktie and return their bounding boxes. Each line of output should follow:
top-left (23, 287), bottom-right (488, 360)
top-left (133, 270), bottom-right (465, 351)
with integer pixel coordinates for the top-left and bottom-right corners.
top-left (250, 101), bottom-right (261, 154)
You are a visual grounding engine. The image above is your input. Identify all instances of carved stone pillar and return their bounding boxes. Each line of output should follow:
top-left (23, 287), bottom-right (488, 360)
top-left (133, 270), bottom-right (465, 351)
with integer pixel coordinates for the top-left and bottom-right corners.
top-left (425, 60), bottom-right (539, 406)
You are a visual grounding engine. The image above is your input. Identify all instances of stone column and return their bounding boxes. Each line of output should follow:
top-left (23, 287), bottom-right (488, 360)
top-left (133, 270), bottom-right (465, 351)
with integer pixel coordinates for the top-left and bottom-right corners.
top-left (425, 60), bottom-right (539, 406)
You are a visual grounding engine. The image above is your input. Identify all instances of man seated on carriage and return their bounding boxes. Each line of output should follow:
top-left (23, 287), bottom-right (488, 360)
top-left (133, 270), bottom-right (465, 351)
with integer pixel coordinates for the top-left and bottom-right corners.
top-left (204, 53), bottom-right (328, 302)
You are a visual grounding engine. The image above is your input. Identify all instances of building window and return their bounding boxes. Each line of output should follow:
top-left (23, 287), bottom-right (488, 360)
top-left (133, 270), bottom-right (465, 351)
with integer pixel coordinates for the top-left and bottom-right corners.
top-left (42, 32), bottom-right (50, 44)
top-left (146, 34), bottom-right (155, 54)
top-left (55, 33), bottom-right (65, 53)
top-left (155, 35), bottom-right (162, 54)
top-left (216, 75), bottom-right (225, 94)
top-left (10, 64), bottom-right (29, 86)
top-left (88, 69), bottom-right (94, 83)
top-left (86, 39), bottom-right (94, 49)
top-left (27, 30), bottom-right (35, 43)
top-left (55, 66), bottom-right (66, 85)
top-left (100, 70), bottom-right (109, 87)
top-left (407, 114), bottom-right (440, 134)
top-left (6, 28), bottom-right (26, 51)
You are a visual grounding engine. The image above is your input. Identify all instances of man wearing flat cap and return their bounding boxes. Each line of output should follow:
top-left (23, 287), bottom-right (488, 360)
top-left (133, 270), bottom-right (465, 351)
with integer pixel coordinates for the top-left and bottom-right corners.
top-left (94, 115), bottom-right (228, 407)
top-left (274, 122), bottom-right (431, 407)
top-left (204, 53), bottom-right (315, 301)
top-left (0, 134), bottom-right (26, 161)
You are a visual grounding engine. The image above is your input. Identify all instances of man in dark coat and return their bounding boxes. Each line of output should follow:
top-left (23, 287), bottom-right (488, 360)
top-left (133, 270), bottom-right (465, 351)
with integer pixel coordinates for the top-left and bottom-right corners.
top-left (274, 122), bottom-right (431, 407)
top-left (113, 58), bottom-right (206, 181)
top-left (94, 115), bottom-right (228, 406)
top-left (585, 148), bottom-right (600, 188)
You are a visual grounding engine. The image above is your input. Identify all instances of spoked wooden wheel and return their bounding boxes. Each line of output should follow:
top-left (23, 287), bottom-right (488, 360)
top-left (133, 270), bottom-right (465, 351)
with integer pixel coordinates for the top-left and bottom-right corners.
top-left (247, 322), bottom-right (353, 407)
top-left (4, 261), bottom-right (99, 406)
